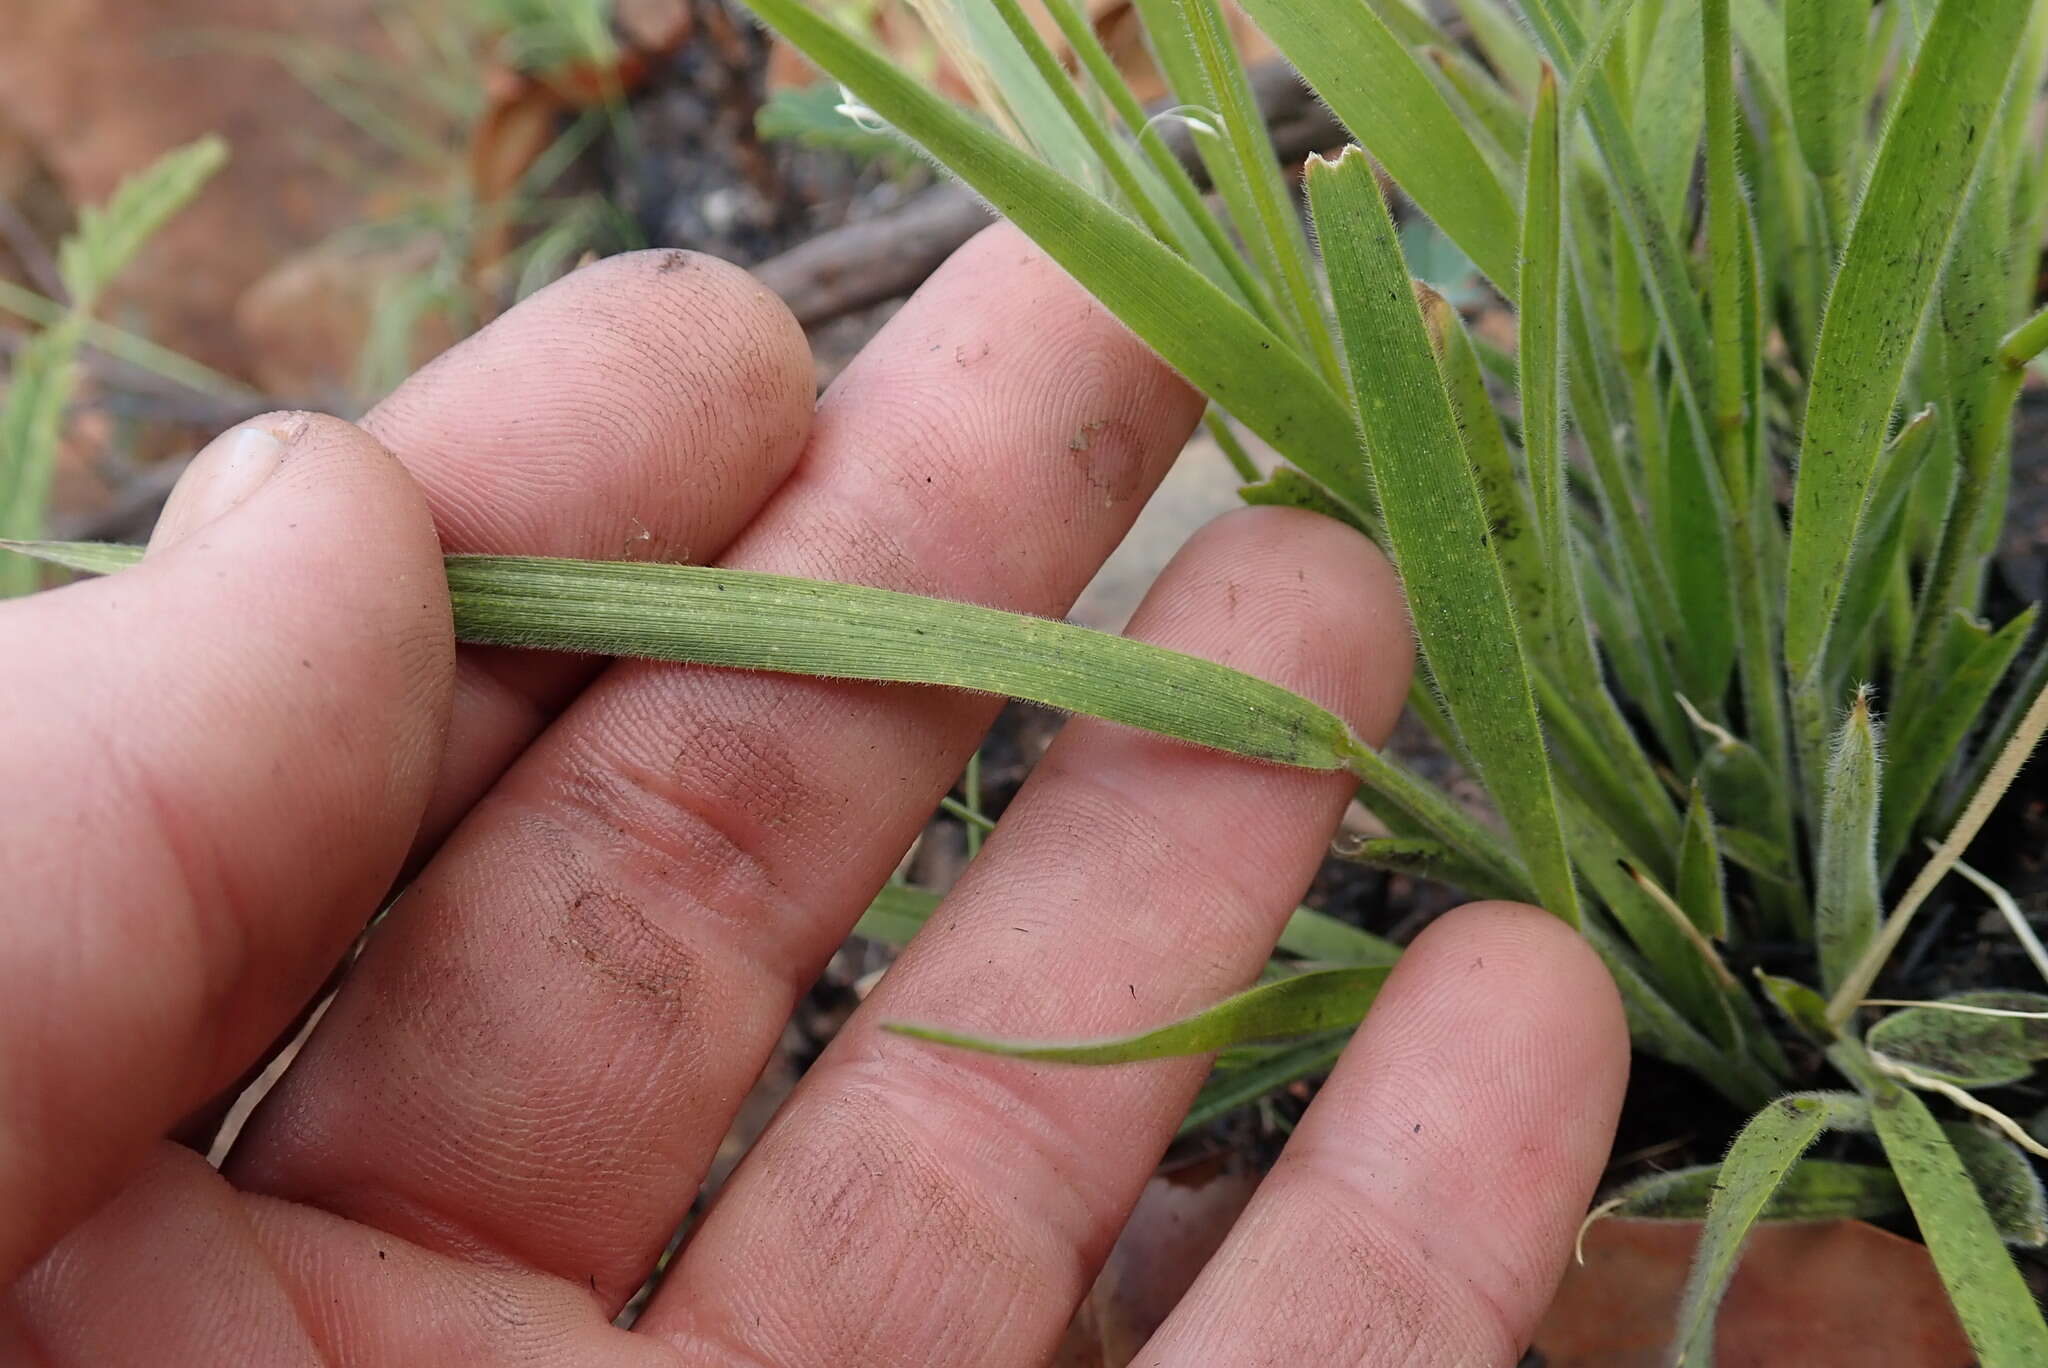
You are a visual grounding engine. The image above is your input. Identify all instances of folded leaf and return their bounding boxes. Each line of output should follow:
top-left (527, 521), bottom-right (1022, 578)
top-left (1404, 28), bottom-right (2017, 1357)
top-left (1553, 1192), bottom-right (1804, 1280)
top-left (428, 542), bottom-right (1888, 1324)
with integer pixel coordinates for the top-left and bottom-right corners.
top-left (4, 541), bottom-right (1365, 772)
top-left (1673, 1092), bottom-right (1873, 1364)
top-left (885, 965), bottom-right (1390, 1064)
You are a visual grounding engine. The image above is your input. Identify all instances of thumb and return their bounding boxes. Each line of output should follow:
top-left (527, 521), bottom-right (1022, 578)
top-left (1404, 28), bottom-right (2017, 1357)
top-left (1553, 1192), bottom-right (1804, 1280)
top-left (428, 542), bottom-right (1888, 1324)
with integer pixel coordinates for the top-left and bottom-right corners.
top-left (0, 412), bottom-right (455, 1278)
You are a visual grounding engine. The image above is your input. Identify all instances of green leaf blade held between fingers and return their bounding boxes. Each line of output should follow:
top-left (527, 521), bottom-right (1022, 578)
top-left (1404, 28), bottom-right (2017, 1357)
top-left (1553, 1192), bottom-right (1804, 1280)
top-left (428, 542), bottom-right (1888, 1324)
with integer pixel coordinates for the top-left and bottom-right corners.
top-left (884, 965), bottom-right (1391, 1065)
top-left (739, 0), bottom-right (1366, 516)
top-left (5, 541), bottom-right (1364, 772)
top-left (1305, 147), bottom-right (1580, 928)
top-left (1784, 0), bottom-right (2032, 690)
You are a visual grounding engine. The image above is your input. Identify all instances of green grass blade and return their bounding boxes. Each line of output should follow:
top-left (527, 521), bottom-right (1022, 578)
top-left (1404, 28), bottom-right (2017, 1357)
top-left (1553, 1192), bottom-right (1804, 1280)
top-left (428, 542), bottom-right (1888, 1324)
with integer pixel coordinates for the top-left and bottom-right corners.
top-left (1442, 0), bottom-right (1545, 97)
top-left (742, 0), bottom-right (1366, 514)
top-left (1419, 288), bottom-right (1548, 657)
top-left (1824, 406), bottom-right (1941, 692)
top-left (6, 541), bottom-right (1363, 771)
top-left (1273, 909), bottom-right (1403, 967)
top-left (1827, 672), bottom-right (2048, 1025)
top-left (1678, 781), bottom-right (1728, 940)
top-left (1602, 1158), bottom-right (1904, 1223)
top-left (885, 965), bottom-right (1391, 1064)
top-left (1521, 68), bottom-right (1569, 628)
top-left (1838, 1040), bottom-right (2048, 1367)
top-left (1238, 0), bottom-right (1523, 295)
top-left (852, 883), bottom-right (945, 947)
top-left (986, 0), bottom-right (1187, 251)
top-left (1036, 0), bottom-right (1271, 316)
top-left (1174, 0), bottom-right (1342, 385)
top-left (1422, 45), bottom-right (1528, 175)
top-left (1672, 1092), bottom-right (1873, 1363)
top-left (1306, 147), bottom-right (1580, 927)
top-left (1881, 607), bottom-right (2035, 867)
top-left (1817, 689), bottom-right (1882, 996)
top-left (1334, 835), bottom-right (1529, 904)
top-left (1784, 0), bottom-right (2033, 697)
top-left (1661, 394), bottom-right (1737, 707)
top-left (1784, 0), bottom-right (1868, 242)
top-left (1580, 914), bottom-right (1776, 1109)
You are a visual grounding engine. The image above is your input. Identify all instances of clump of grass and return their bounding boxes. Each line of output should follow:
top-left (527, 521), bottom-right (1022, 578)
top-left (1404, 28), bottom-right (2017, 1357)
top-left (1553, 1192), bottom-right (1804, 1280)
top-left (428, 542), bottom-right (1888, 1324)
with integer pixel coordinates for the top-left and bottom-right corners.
top-left (730, 0), bottom-right (2048, 1354)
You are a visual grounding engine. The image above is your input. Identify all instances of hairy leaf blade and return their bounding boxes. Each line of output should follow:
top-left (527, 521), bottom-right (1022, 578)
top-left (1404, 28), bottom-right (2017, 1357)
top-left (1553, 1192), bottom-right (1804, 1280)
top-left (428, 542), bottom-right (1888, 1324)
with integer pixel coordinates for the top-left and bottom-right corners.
top-left (1841, 1042), bottom-right (2048, 1366)
top-left (1306, 147), bottom-right (1580, 927)
top-left (1817, 690), bottom-right (1882, 996)
top-left (1673, 1092), bottom-right (1874, 1363)
top-left (1784, 0), bottom-right (2033, 689)
top-left (7, 541), bottom-right (1363, 771)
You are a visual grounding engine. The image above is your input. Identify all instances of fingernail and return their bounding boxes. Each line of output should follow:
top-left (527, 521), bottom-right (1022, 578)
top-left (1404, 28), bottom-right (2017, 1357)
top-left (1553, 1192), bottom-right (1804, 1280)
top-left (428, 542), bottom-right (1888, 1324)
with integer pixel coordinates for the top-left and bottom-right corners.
top-left (147, 426), bottom-right (287, 555)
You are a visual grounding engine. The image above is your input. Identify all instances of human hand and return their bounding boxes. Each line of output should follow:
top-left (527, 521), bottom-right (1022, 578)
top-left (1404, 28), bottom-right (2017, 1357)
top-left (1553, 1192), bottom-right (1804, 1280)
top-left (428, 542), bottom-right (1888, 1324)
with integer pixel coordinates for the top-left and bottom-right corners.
top-left (0, 227), bottom-right (1626, 1365)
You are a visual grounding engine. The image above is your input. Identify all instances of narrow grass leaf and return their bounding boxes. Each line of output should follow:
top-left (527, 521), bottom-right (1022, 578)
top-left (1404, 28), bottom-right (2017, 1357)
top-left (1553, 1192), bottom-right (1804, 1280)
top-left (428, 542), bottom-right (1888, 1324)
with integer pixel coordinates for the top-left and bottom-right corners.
top-left (1306, 147), bottom-right (1580, 927)
top-left (1817, 689), bottom-right (1881, 996)
top-left (1882, 607), bottom-right (2035, 868)
top-left (1420, 287), bottom-right (1547, 657)
top-left (1237, 0), bottom-right (1522, 294)
top-left (1839, 1041), bottom-right (2048, 1367)
top-left (1173, 0), bottom-right (1342, 384)
top-left (1671, 1092), bottom-right (1873, 1364)
top-left (1829, 673), bottom-right (2048, 1024)
top-left (1333, 835), bottom-right (1527, 903)
top-left (1580, 914), bottom-right (1775, 1109)
top-left (1678, 782), bottom-right (1728, 940)
top-left (741, 0), bottom-right (1365, 512)
top-left (1825, 406), bottom-right (1940, 692)
top-left (885, 965), bottom-right (1390, 1064)
top-left (852, 883), bottom-right (942, 947)
top-left (1784, 0), bottom-right (2033, 690)
top-left (7, 541), bottom-right (1363, 771)
top-left (1784, 0), bottom-right (1868, 241)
